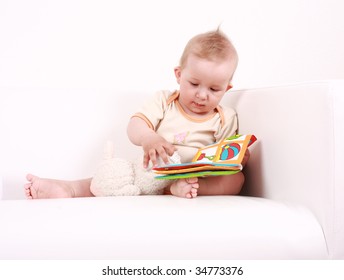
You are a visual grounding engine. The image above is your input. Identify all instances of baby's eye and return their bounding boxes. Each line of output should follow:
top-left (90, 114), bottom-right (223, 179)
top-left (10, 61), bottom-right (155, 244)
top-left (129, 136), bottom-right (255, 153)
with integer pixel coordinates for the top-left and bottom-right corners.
top-left (210, 88), bottom-right (219, 92)
top-left (190, 82), bottom-right (198, 86)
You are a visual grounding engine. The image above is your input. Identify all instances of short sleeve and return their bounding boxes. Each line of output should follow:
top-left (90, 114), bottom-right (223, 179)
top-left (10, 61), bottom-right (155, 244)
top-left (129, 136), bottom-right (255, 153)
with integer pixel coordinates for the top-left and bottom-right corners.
top-left (132, 90), bottom-right (172, 130)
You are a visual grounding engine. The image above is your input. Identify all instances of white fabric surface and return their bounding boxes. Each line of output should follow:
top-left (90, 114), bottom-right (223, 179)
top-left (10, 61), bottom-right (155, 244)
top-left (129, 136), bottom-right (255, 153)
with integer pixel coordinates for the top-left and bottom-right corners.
top-left (0, 196), bottom-right (327, 259)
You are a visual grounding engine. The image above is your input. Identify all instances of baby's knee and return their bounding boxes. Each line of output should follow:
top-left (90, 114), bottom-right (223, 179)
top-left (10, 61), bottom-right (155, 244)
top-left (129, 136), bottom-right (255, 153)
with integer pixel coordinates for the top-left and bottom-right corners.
top-left (238, 171), bottom-right (245, 185)
top-left (230, 172), bottom-right (245, 195)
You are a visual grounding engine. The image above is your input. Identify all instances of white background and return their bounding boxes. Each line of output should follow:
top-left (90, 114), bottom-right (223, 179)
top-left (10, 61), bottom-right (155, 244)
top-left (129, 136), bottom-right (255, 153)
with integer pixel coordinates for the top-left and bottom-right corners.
top-left (1, 0), bottom-right (344, 91)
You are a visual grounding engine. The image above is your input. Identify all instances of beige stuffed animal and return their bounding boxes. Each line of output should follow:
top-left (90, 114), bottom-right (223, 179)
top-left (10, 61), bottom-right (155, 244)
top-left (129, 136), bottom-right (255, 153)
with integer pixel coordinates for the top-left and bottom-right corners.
top-left (90, 141), bottom-right (181, 196)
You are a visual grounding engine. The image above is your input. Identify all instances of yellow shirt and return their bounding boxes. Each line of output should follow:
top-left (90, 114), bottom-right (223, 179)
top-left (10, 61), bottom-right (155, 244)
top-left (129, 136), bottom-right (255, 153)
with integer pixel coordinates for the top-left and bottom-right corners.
top-left (133, 90), bottom-right (238, 163)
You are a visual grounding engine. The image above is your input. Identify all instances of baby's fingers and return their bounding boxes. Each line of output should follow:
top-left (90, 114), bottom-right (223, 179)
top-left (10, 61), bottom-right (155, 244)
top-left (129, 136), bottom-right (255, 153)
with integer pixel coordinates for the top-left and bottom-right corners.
top-left (148, 149), bottom-right (159, 168)
top-left (165, 143), bottom-right (177, 156)
top-left (143, 152), bottom-right (152, 169)
top-left (156, 146), bottom-right (170, 165)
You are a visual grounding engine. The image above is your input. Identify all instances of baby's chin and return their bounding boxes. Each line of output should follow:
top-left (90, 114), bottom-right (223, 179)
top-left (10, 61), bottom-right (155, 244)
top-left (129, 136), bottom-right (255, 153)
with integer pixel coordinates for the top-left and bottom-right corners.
top-left (189, 104), bottom-right (215, 116)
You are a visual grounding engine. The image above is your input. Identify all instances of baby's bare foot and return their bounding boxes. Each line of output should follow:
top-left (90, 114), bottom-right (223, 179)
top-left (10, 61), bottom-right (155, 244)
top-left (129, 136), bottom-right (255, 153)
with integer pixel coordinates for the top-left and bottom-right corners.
top-left (24, 174), bottom-right (75, 199)
top-left (170, 177), bottom-right (199, 199)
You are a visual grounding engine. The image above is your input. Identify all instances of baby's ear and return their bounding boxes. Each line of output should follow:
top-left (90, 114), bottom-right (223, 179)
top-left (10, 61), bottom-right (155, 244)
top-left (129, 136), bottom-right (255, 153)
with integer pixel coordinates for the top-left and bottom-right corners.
top-left (226, 84), bottom-right (233, 92)
top-left (174, 66), bottom-right (181, 83)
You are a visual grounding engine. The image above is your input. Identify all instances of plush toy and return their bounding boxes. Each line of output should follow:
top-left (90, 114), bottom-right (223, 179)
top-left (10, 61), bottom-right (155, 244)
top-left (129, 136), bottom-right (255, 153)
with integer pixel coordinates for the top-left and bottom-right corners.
top-left (90, 141), bottom-right (181, 196)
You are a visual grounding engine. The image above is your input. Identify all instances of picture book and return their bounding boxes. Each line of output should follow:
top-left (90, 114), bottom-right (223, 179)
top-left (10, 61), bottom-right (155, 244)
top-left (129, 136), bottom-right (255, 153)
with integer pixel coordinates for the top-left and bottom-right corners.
top-left (153, 134), bottom-right (257, 180)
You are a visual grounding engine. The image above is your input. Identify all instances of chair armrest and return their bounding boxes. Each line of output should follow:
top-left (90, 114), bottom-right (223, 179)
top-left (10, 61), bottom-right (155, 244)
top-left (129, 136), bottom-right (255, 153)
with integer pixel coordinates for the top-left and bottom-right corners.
top-left (224, 80), bottom-right (344, 259)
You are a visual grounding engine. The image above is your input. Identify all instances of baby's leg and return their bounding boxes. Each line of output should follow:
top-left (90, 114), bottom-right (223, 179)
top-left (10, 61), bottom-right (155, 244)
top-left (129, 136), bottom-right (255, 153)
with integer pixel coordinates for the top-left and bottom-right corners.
top-left (198, 172), bottom-right (245, 195)
top-left (24, 174), bottom-right (93, 199)
top-left (169, 177), bottom-right (199, 199)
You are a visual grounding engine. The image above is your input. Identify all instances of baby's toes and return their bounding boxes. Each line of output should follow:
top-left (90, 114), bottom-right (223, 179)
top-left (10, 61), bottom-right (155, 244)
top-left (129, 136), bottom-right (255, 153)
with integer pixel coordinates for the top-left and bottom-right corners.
top-left (186, 192), bottom-right (193, 199)
top-left (186, 177), bottom-right (198, 184)
top-left (191, 188), bottom-right (198, 198)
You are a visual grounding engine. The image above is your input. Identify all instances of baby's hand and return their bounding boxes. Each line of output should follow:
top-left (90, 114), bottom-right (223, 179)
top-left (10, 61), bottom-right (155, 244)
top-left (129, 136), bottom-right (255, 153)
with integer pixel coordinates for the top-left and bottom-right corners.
top-left (141, 132), bottom-right (176, 168)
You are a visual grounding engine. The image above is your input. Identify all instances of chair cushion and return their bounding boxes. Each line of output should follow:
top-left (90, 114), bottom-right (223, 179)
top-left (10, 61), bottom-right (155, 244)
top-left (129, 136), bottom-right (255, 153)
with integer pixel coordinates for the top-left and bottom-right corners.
top-left (0, 195), bottom-right (328, 259)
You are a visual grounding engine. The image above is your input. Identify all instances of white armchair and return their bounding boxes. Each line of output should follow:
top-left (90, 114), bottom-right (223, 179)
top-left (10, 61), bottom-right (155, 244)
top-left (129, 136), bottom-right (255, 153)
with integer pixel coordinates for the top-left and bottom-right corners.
top-left (0, 80), bottom-right (343, 259)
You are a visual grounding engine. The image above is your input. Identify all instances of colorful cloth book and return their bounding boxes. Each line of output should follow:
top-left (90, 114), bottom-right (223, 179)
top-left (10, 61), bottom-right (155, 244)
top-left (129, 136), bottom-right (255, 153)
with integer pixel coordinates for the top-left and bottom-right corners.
top-left (153, 134), bottom-right (257, 179)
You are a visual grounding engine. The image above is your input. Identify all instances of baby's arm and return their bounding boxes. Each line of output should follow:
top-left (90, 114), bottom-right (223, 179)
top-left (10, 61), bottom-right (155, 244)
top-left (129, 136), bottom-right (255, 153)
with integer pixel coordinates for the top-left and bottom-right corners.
top-left (127, 117), bottom-right (176, 168)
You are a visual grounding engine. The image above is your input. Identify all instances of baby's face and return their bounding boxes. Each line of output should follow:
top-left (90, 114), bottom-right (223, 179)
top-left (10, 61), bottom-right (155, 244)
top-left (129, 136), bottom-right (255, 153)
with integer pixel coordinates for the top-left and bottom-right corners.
top-left (174, 54), bottom-right (236, 117)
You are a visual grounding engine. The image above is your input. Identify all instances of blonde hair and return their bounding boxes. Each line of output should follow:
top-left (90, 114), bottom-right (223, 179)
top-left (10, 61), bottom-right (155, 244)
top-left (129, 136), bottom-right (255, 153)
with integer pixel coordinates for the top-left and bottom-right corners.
top-left (179, 28), bottom-right (238, 70)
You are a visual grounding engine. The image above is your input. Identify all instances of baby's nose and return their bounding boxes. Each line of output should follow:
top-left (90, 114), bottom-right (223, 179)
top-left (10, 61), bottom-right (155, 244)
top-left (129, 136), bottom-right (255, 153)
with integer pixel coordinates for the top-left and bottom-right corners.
top-left (196, 88), bottom-right (208, 99)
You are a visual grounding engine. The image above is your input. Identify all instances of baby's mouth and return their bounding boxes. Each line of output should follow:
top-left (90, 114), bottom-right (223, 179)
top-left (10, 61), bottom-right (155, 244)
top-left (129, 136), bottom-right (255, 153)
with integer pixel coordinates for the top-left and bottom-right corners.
top-left (193, 101), bottom-right (205, 108)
